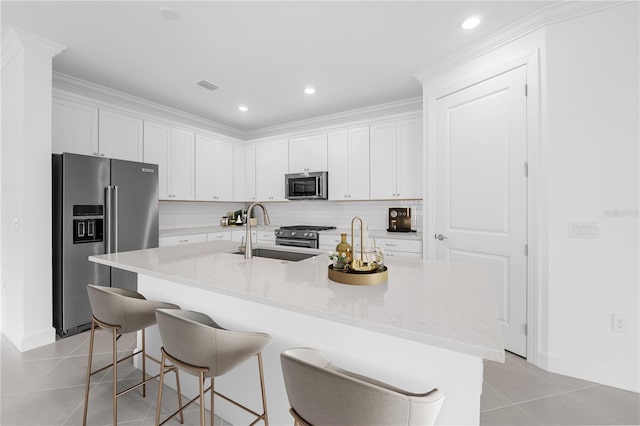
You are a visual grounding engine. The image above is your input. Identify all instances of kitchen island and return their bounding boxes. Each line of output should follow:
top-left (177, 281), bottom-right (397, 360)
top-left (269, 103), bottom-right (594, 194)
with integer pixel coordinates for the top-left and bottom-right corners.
top-left (90, 241), bottom-right (504, 425)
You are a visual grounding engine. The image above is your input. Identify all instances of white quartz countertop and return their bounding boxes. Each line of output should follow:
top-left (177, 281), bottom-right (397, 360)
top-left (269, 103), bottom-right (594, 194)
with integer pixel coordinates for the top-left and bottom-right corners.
top-left (160, 225), bottom-right (422, 240)
top-left (160, 225), bottom-right (278, 237)
top-left (320, 227), bottom-right (423, 241)
top-left (90, 241), bottom-right (504, 362)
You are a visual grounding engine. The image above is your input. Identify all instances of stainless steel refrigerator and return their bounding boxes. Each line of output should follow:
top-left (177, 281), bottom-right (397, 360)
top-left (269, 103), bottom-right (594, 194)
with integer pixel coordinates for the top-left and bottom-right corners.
top-left (52, 153), bottom-right (159, 337)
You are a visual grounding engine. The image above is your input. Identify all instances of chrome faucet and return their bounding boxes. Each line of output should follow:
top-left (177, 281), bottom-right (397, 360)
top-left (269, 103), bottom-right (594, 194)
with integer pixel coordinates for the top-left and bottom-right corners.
top-left (244, 202), bottom-right (270, 259)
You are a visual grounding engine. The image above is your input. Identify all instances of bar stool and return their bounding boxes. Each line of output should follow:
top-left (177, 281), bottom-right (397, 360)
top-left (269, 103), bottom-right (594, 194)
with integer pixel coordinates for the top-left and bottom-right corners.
top-left (83, 285), bottom-right (182, 426)
top-left (154, 308), bottom-right (271, 426)
top-left (281, 347), bottom-right (445, 426)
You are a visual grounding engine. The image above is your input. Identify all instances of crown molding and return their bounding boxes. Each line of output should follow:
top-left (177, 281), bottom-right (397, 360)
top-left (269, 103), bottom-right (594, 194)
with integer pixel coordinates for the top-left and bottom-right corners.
top-left (53, 72), bottom-right (422, 141)
top-left (52, 72), bottom-right (246, 140)
top-left (246, 97), bottom-right (423, 141)
top-left (415, 1), bottom-right (625, 83)
top-left (2, 28), bottom-right (65, 69)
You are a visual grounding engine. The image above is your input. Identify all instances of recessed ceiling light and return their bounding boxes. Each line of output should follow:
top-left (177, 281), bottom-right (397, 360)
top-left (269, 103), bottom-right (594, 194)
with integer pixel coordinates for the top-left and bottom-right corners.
top-left (238, 105), bottom-right (249, 112)
top-left (462, 16), bottom-right (480, 30)
top-left (159, 7), bottom-right (180, 21)
top-left (304, 87), bottom-right (316, 95)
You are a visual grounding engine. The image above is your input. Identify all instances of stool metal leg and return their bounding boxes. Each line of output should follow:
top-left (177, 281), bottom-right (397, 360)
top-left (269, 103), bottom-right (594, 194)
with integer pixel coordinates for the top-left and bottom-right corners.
top-left (210, 377), bottom-right (215, 426)
top-left (155, 352), bottom-right (166, 426)
top-left (142, 328), bottom-right (147, 398)
top-left (257, 352), bottom-right (269, 426)
top-left (112, 327), bottom-right (118, 426)
top-left (199, 372), bottom-right (206, 426)
top-left (82, 318), bottom-right (97, 426)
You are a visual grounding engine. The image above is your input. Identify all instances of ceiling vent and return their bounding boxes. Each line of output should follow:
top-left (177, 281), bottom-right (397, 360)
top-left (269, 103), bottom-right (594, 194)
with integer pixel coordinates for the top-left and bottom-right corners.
top-left (196, 80), bottom-right (220, 91)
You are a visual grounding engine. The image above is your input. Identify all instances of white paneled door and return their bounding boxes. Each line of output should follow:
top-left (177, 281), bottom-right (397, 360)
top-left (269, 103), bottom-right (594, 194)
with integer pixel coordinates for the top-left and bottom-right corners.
top-left (435, 66), bottom-right (528, 357)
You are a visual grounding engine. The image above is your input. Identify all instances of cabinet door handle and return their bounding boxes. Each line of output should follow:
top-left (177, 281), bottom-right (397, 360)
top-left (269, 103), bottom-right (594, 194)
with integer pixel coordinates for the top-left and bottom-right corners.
top-left (384, 243), bottom-right (397, 247)
top-left (179, 239), bottom-right (188, 243)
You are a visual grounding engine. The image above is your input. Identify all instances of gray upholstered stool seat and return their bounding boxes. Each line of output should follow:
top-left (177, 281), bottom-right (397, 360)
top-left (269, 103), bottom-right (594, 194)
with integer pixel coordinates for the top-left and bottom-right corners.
top-left (154, 308), bottom-right (272, 426)
top-left (281, 347), bottom-right (445, 426)
top-left (83, 285), bottom-right (181, 426)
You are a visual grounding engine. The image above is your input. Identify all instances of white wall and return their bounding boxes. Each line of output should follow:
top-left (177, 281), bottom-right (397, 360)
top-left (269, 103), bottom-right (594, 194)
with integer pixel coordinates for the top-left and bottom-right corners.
top-left (544, 3), bottom-right (639, 392)
top-left (420, 2), bottom-right (639, 392)
top-left (1, 29), bottom-right (64, 350)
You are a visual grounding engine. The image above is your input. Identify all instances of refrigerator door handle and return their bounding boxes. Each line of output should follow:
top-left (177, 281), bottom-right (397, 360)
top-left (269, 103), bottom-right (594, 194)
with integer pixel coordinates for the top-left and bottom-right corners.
top-left (113, 185), bottom-right (119, 253)
top-left (105, 186), bottom-right (113, 253)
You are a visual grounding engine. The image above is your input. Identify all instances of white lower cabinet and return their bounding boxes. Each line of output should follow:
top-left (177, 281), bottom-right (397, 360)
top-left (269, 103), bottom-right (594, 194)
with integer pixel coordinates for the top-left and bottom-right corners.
top-left (231, 229), bottom-right (257, 245)
top-left (207, 231), bottom-right (231, 241)
top-left (319, 234), bottom-right (422, 258)
top-left (257, 230), bottom-right (276, 246)
top-left (159, 233), bottom-right (207, 247)
top-left (375, 238), bottom-right (422, 257)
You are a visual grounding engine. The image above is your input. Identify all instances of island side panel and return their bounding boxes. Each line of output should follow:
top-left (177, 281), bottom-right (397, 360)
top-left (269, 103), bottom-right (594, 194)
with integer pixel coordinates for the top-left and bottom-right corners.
top-left (137, 274), bottom-right (483, 425)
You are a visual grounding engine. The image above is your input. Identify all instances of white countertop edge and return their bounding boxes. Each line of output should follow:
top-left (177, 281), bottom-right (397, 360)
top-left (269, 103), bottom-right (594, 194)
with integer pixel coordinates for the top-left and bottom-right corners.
top-left (89, 252), bottom-right (504, 363)
top-left (160, 225), bottom-right (423, 240)
top-left (160, 225), bottom-right (279, 237)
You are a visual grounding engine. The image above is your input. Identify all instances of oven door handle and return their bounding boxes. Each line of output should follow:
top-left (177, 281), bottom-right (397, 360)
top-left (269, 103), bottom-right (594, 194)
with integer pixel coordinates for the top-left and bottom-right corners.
top-left (276, 238), bottom-right (316, 248)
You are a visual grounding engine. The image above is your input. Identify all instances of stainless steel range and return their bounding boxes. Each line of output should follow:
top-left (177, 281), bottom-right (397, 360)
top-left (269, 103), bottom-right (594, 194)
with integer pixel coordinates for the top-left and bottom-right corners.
top-left (275, 225), bottom-right (336, 249)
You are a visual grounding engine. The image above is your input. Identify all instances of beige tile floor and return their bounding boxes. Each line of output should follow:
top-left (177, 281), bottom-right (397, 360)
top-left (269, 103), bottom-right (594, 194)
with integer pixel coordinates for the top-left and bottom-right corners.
top-left (1, 331), bottom-right (639, 425)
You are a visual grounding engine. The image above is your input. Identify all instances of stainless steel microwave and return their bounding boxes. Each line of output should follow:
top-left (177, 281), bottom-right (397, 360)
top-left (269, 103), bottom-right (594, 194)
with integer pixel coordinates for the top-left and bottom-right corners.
top-left (285, 171), bottom-right (328, 200)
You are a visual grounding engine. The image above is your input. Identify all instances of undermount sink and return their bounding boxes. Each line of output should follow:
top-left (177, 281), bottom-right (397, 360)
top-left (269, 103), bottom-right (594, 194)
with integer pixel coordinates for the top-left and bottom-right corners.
top-left (231, 248), bottom-right (318, 262)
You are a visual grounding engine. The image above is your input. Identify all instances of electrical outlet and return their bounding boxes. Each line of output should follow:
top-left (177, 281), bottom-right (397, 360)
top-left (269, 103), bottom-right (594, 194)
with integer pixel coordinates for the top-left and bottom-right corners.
top-left (612, 314), bottom-right (627, 333)
top-left (568, 222), bottom-right (600, 238)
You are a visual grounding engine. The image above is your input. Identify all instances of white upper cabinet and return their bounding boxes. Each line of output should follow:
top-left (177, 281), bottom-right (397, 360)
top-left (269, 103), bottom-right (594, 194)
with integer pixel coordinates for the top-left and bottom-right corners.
top-left (233, 144), bottom-right (245, 201)
top-left (144, 123), bottom-right (194, 200)
top-left (288, 134), bottom-right (328, 174)
top-left (214, 140), bottom-right (234, 201)
top-left (256, 139), bottom-right (288, 201)
top-left (370, 118), bottom-right (422, 199)
top-left (52, 99), bottom-right (98, 155)
top-left (370, 122), bottom-right (398, 199)
top-left (396, 118), bottom-right (423, 199)
top-left (328, 127), bottom-right (370, 200)
top-left (169, 128), bottom-right (195, 200)
top-left (98, 109), bottom-right (143, 161)
top-left (245, 144), bottom-right (257, 202)
top-left (143, 122), bottom-right (170, 199)
top-left (194, 134), bottom-right (234, 201)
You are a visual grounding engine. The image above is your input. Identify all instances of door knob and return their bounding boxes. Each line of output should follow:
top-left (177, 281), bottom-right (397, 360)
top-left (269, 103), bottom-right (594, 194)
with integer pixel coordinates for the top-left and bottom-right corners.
top-left (435, 233), bottom-right (448, 241)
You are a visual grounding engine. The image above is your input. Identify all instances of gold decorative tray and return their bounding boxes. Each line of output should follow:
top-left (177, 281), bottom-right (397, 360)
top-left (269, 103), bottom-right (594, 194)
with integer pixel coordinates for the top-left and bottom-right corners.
top-left (328, 265), bottom-right (388, 286)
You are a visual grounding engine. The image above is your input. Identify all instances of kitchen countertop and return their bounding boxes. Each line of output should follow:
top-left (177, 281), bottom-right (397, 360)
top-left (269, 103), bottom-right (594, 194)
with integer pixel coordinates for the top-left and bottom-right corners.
top-left (90, 241), bottom-right (504, 362)
top-left (160, 225), bottom-right (423, 240)
top-left (159, 225), bottom-right (278, 237)
top-left (320, 227), bottom-right (423, 241)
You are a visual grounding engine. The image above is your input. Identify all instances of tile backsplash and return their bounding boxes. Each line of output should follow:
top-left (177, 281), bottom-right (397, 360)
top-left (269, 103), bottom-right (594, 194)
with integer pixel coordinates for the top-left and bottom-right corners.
top-left (160, 200), bottom-right (423, 232)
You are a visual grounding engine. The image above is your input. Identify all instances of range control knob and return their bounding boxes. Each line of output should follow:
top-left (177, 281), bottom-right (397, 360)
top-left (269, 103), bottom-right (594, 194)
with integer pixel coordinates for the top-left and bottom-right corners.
top-left (291, 231), bottom-right (296, 236)
top-left (303, 232), bottom-right (310, 237)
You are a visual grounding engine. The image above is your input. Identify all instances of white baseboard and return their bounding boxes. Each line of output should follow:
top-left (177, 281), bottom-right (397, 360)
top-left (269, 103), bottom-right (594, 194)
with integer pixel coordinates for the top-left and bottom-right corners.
top-left (3, 326), bottom-right (56, 352)
top-left (539, 351), bottom-right (640, 393)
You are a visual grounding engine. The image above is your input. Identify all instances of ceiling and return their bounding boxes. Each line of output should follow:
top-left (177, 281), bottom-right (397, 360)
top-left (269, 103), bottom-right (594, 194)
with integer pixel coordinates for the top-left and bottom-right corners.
top-left (2, 1), bottom-right (555, 132)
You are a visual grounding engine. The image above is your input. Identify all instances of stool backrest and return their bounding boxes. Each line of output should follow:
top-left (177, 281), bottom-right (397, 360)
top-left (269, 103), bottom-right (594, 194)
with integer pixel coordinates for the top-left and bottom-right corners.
top-left (87, 285), bottom-right (177, 333)
top-left (155, 309), bottom-right (271, 377)
top-left (281, 347), bottom-right (445, 426)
